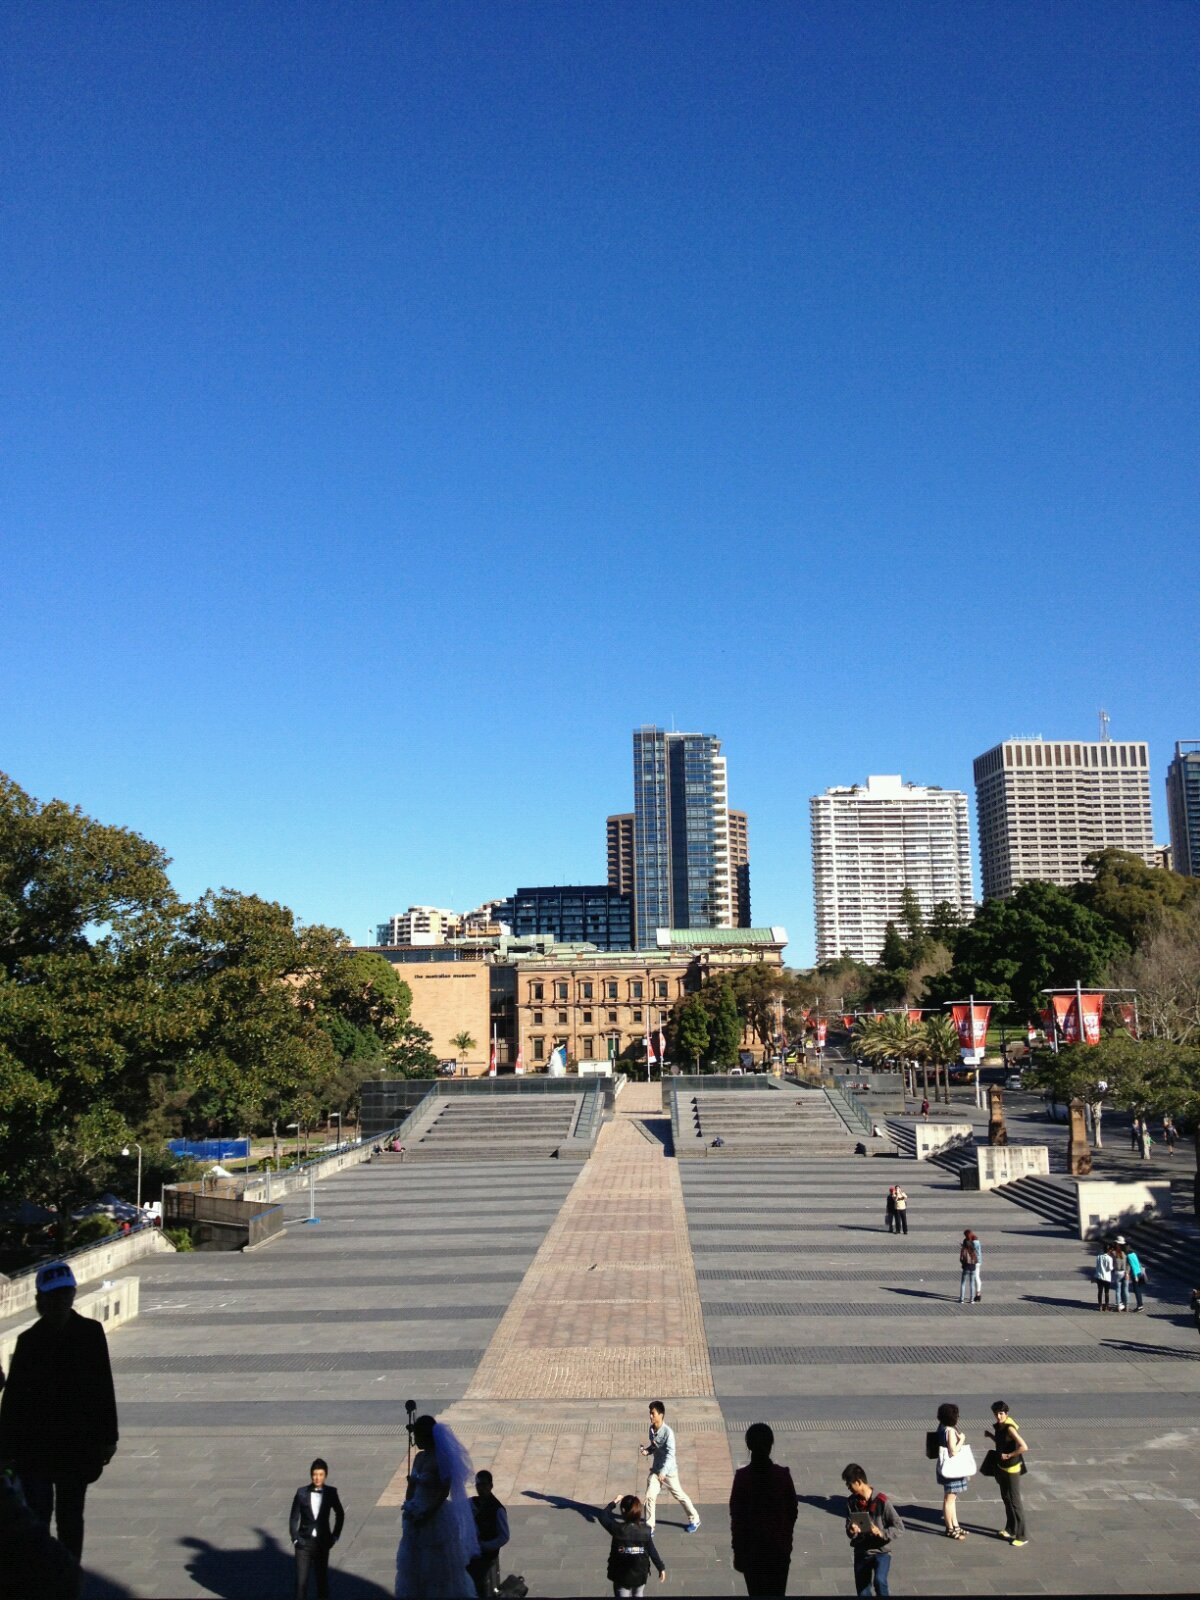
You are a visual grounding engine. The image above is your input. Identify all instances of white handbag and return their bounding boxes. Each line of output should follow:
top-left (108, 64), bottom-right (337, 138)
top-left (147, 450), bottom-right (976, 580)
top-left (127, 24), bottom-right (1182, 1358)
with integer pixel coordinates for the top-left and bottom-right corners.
top-left (938, 1431), bottom-right (978, 1478)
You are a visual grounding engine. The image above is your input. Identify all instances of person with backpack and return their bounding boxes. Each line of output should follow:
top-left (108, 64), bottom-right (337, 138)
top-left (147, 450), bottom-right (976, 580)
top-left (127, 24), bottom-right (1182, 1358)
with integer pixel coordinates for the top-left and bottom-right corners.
top-left (842, 1462), bottom-right (903, 1595)
top-left (958, 1232), bottom-right (981, 1304)
top-left (598, 1495), bottom-right (665, 1597)
top-left (1094, 1243), bottom-right (1114, 1310)
top-left (983, 1401), bottom-right (1028, 1546)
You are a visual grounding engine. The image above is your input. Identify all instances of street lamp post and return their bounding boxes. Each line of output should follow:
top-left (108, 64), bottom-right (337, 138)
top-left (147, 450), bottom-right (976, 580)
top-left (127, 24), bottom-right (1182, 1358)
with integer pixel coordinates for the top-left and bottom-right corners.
top-left (121, 1142), bottom-right (143, 1212)
top-left (286, 1123), bottom-right (300, 1166)
top-left (331, 1111), bottom-right (343, 1150)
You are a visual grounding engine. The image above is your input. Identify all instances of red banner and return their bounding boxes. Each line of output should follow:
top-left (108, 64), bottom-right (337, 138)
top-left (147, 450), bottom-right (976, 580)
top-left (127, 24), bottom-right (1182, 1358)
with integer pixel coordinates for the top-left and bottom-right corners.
top-left (1119, 1002), bottom-right (1138, 1039)
top-left (1051, 993), bottom-right (1078, 1044)
top-left (842, 1014), bottom-right (853, 1030)
top-left (488, 1040), bottom-right (497, 1077)
top-left (907, 1008), bottom-right (923, 1024)
top-left (951, 1002), bottom-right (991, 1052)
top-left (815, 1020), bottom-right (827, 1048)
top-left (1079, 992), bottom-right (1104, 1045)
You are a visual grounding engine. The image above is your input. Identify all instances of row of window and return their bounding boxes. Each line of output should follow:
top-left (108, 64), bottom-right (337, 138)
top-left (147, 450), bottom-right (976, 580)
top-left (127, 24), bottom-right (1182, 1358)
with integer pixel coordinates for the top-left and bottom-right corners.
top-left (527, 978), bottom-right (672, 1002)
top-left (530, 1008), bottom-right (653, 1025)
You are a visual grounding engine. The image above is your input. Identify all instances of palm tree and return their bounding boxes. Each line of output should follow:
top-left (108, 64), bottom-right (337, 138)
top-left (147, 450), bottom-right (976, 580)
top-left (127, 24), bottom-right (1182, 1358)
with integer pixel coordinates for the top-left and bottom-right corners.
top-left (450, 1030), bottom-right (476, 1076)
top-left (921, 1014), bottom-right (961, 1106)
top-left (855, 1014), bottom-right (927, 1095)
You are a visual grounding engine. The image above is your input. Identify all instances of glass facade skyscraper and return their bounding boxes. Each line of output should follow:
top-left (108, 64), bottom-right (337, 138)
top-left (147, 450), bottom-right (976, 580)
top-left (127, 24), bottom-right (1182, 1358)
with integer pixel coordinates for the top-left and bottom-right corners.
top-left (1166, 741), bottom-right (1200, 877)
top-left (632, 726), bottom-right (737, 947)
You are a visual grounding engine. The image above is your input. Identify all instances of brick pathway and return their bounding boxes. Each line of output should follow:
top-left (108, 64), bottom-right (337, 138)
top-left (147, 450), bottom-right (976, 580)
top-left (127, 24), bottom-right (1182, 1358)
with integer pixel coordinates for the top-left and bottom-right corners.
top-left (380, 1083), bottom-right (733, 1507)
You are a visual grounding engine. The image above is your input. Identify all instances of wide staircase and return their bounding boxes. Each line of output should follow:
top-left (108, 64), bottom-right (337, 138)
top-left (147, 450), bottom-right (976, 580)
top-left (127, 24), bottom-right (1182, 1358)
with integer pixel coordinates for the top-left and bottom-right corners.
top-left (998, 1171), bottom-right (1200, 1283)
top-left (400, 1095), bottom-right (584, 1162)
top-left (680, 1087), bottom-right (866, 1158)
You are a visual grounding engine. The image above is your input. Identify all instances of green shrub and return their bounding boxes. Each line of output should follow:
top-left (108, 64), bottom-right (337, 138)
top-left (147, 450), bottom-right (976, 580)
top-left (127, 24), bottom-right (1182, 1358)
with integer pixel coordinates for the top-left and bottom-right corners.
top-left (69, 1214), bottom-right (119, 1246)
top-left (165, 1227), bottom-right (194, 1251)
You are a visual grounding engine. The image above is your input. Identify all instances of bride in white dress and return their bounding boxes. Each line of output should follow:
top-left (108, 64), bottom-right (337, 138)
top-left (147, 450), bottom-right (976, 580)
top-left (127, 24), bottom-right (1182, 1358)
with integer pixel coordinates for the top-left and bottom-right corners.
top-left (395, 1414), bottom-right (479, 1599)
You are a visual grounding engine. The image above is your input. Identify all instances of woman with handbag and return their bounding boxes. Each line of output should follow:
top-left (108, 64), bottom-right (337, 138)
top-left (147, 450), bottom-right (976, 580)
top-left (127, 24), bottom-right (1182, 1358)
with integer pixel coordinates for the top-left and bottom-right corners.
top-left (932, 1403), bottom-right (975, 1539)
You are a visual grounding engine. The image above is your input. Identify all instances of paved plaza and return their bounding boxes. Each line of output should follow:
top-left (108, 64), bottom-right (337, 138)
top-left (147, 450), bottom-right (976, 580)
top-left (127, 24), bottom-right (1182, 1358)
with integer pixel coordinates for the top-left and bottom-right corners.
top-left (32, 1084), bottom-right (1200, 1596)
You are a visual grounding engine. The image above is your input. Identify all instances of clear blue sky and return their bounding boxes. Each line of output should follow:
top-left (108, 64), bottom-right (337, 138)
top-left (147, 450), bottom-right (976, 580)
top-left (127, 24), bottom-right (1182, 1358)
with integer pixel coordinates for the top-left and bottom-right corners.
top-left (2, 2), bottom-right (1197, 963)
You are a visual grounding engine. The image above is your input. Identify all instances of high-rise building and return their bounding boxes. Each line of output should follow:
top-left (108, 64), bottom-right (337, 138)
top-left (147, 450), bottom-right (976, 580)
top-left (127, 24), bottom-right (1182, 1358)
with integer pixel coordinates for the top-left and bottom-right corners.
top-left (1166, 741), bottom-right (1200, 877)
top-left (973, 736), bottom-right (1154, 899)
top-left (728, 809), bottom-right (751, 927)
top-left (376, 906), bottom-right (461, 946)
top-left (810, 775), bottom-right (974, 963)
top-left (631, 726), bottom-right (744, 947)
top-left (509, 885), bottom-right (633, 950)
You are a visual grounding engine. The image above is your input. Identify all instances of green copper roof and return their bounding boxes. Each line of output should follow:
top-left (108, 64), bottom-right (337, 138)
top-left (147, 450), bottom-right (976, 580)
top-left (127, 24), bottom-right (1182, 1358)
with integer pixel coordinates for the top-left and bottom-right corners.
top-left (658, 927), bottom-right (787, 947)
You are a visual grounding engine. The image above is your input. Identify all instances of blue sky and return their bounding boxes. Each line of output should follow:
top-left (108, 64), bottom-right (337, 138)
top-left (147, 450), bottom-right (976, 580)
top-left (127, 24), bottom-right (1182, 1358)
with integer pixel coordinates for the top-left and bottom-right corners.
top-left (2, 2), bottom-right (1197, 963)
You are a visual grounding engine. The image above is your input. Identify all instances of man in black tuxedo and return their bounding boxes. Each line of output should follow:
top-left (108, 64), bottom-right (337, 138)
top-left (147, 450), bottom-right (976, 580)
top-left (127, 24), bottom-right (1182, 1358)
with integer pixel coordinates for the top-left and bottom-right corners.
top-left (289, 1458), bottom-right (345, 1600)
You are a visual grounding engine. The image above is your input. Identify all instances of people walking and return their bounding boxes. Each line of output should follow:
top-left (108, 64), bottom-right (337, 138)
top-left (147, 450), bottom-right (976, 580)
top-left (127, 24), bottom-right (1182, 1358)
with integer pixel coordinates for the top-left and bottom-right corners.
top-left (921, 1098), bottom-right (930, 1122)
top-left (728, 1424), bottom-right (797, 1597)
top-left (641, 1402), bottom-right (700, 1535)
top-left (1110, 1241), bottom-right (1130, 1312)
top-left (289, 1458), bottom-right (345, 1600)
top-left (1129, 1115), bottom-right (1142, 1153)
top-left (842, 1462), bottom-right (903, 1596)
top-left (598, 1495), bottom-right (665, 1596)
top-left (1162, 1115), bottom-right (1177, 1156)
top-left (1190, 1287), bottom-right (1200, 1339)
top-left (958, 1232), bottom-right (981, 1304)
top-left (983, 1402), bottom-right (1028, 1546)
top-left (1094, 1243), bottom-right (1114, 1310)
top-left (1125, 1245), bottom-right (1147, 1311)
top-left (892, 1187), bottom-right (908, 1236)
top-left (467, 1470), bottom-right (509, 1599)
top-left (0, 1261), bottom-right (118, 1564)
top-left (932, 1403), bottom-right (975, 1538)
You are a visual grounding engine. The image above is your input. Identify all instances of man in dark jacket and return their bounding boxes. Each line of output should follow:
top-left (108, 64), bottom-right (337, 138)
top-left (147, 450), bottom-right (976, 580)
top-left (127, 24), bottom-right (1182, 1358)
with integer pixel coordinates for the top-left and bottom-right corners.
top-left (842, 1463), bottom-right (903, 1597)
top-left (598, 1495), bottom-right (665, 1595)
top-left (468, 1470), bottom-right (510, 1598)
top-left (288, 1458), bottom-right (345, 1600)
top-left (0, 1262), bottom-right (118, 1563)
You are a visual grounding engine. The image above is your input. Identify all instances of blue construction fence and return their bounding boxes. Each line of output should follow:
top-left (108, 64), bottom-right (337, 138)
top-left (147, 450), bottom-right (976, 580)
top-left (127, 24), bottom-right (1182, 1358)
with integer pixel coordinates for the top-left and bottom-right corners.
top-left (168, 1138), bottom-right (250, 1162)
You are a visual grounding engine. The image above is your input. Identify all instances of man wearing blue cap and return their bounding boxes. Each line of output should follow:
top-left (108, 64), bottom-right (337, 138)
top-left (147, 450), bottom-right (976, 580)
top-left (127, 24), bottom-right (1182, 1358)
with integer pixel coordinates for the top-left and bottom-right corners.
top-left (0, 1260), bottom-right (118, 1563)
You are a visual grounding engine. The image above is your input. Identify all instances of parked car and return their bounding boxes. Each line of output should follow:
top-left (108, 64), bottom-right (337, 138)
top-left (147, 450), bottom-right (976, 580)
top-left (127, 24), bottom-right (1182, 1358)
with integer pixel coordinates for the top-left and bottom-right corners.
top-left (1005, 1072), bottom-right (1024, 1090)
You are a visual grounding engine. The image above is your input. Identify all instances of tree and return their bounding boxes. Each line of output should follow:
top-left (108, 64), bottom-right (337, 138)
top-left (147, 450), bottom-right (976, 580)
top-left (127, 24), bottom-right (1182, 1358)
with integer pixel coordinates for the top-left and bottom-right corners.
top-left (0, 771), bottom-right (184, 1210)
top-left (1024, 1034), bottom-right (1155, 1149)
top-left (1106, 897), bottom-right (1200, 1046)
top-left (1076, 848), bottom-right (1199, 951)
top-left (709, 983), bottom-right (743, 1069)
top-left (450, 1031), bottom-right (476, 1073)
top-left (675, 996), bottom-right (710, 1072)
top-left (392, 1020), bottom-right (439, 1078)
top-left (927, 881), bottom-right (1123, 1021)
top-left (921, 1014), bottom-right (961, 1106)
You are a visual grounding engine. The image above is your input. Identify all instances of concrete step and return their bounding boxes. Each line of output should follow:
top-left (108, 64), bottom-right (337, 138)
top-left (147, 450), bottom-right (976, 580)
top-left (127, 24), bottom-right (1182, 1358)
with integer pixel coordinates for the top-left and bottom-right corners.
top-left (997, 1175), bottom-right (1078, 1232)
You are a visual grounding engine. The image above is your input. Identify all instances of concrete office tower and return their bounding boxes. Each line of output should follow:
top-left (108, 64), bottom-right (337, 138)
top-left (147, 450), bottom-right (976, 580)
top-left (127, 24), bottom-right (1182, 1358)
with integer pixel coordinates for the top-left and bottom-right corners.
top-left (631, 726), bottom-right (745, 947)
top-left (728, 808), bottom-right (751, 927)
top-left (973, 737), bottom-right (1154, 899)
top-left (1166, 742), bottom-right (1200, 877)
top-left (376, 906), bottom-right (460, 946)
top-left (810, 775), bottom-right (974, 964)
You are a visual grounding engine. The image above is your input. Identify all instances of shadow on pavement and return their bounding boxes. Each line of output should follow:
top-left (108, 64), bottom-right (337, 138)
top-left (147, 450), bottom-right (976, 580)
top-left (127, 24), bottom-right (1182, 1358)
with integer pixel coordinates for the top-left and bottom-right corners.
top-left (796, 1493), bottom-right (844, 1519)
top-left (81, 1572), bottom-right (136, 1599)
top-left (885, 1287), bottom-right (957, 1302)
top-left (1101, 1340), bottom-right (1200, 1361)
top-left (181, 1530), bottom-right (394, 1598)
top-left (521, 1491), bottom-right (602, 1524)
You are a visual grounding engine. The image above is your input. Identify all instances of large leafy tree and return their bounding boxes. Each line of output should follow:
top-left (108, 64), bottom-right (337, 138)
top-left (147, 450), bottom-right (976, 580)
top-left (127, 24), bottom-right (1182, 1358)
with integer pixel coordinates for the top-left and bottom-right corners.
top-left (0, 772), bottom-right (184, 1208)
top-left (927, 880), bottom-right (1123, 1021)
top-left (1076, 849), bottom-right (1199, 951)
top-left (709, 983), bottom-right (743, 1069)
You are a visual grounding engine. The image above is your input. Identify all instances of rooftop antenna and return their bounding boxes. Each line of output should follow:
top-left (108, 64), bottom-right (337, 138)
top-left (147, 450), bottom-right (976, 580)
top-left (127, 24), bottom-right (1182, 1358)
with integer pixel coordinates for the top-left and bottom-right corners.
top-left (1099, 709), bottom-right (1111, 742)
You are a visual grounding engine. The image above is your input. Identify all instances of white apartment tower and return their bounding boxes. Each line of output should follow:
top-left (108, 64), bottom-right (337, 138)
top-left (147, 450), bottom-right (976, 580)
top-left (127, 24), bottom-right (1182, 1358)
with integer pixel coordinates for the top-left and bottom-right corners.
top-left (973, 737), bottom-right (1154, 899)
top-left (810, 775), bottom-right (974, 963)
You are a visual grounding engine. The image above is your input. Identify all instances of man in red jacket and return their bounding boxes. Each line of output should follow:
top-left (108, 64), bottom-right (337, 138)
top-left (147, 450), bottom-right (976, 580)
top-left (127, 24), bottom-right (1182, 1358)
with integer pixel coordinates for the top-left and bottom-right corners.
top-left (728, 1424), bottom-right (797, 1597)
top-left (0, 1261), bottom-right (118, 1563)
